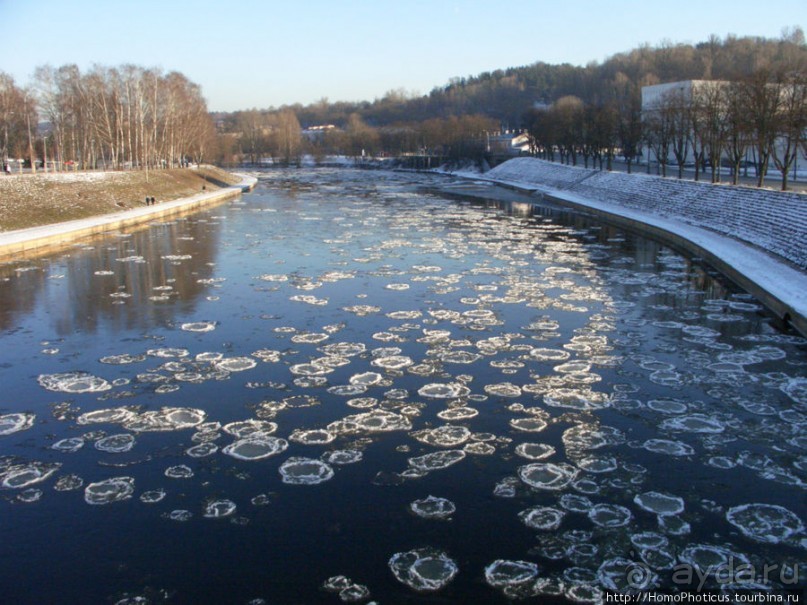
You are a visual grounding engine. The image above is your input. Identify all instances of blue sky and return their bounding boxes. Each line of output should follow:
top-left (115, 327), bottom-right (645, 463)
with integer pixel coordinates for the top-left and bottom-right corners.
top-left (1, 0), bottom-right (803, 112)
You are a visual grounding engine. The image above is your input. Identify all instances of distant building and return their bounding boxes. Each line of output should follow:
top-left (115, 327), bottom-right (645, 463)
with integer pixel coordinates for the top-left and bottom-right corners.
top-left (640, 80), bottom-right (806, 174)
top-left (640, 80), bottom-right (723, 112)
top-left (302, 125), bottom-right (337, 141)
top-left (487, 131), bottom-right (530, 155)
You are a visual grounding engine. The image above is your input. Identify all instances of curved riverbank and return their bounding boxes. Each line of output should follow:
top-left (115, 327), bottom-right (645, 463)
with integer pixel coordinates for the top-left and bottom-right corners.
top-left (449, 157), bottom-right (807, 337)
top-left (0, 172), bottom-right (256, 260)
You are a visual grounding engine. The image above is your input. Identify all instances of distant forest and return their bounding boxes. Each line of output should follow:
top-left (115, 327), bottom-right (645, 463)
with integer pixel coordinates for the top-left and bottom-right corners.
top-left (296, 29), bottom-right (806, 127)
top-left (1, 30), bottom-right (804, 188)
top-left (214, 29), bottom-right (806, 177)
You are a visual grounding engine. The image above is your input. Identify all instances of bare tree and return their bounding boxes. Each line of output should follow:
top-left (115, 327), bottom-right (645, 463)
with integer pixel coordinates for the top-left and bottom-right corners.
top-left (740, 68), bottom-right (781, 187)
top-left (236, 109), bottom-right (268, 165)
top-left (660, 87), bottom-right (692, 179)
top-left (22, 88), bottom-right (38, 173)
top-left (723, 82), bottom-right (752, 185)
top-left (579, 104), bottom-right (598, 168)
top-left (643, 93), bottom-right (674, 176)
top-left (553, 95), bottom-right (584, 166)
top-left (686, 86), bottom-right (708, 182)
top-left (694, 81), bottom-right (729, 183)
top-left (589, 103), bottom-right (617, 170)
top-left (0, 72), bottom-right (27, 170)
top-left (271, 109), bottom-right (303, 165)
top-left (771, 70), bottom-right (807, 191)
top-left (523, 106), bottom-right (557, 162)
top-left (345, 113), bottom-right (379, 160)
top-left (29, 64), bottom-right (215, 173)
top-left (612, 73), bottom-right (643, 173)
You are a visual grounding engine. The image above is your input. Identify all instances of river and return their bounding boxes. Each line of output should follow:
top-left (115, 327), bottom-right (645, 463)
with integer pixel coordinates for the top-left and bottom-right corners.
top-left (0, 168), bottom-right (804, 604)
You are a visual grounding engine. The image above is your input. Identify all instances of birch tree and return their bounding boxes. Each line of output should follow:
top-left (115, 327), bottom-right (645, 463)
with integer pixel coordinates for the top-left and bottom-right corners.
top-left (0, 73), bottom-right (27, 168)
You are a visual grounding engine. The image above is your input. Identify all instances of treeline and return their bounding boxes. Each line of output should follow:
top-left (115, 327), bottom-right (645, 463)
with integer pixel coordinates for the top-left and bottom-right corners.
top-left (227, 109), bottom-right (498, 166)
top-left (413, 29), bottom-right (807, 126)
top-left (0, 64), bottom-right (216, 172)
top-left (6, 32), bottom-right (802, 185)
top-left (215, 30), bottom-right (806, 187)
top-left (329, 29), bottom-right (807, 128)
top-left (523, 67), bottom-right (807, 190)
top-left (644, 73), bottom-right (805, 190)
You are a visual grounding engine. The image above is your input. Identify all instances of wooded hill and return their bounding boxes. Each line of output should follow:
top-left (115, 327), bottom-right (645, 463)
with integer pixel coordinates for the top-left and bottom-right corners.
top-left (212, 30), bottom-right (806, 182)
top-left (221, 30), bottom-right (807, 131)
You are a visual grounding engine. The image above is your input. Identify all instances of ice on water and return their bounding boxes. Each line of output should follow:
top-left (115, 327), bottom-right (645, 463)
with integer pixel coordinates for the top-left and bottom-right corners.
top-left (52, 437), bottom-right (85, 453)
top-left (95, 433), bottom-right (136, 453)
top-left (518, 462), bottom-right (578, 491)
top-left (633, 491), bottom-right (685, 516)
top-left (0, 413), bottom-right (35, 436)
top-left (412, 425), bottom-right (471, 448)
top-left (1, 461), bottom-right (61, 489)
top-left (203, 499), bottom-right (237, 518)
top-left (279, 457), bottom-right (335, 485)
top-left (484, 559), bottom-right (540, 589)
top-left (3, 170), bottom-right (807, 601)
top-left (180, 321), bottom-right (217, 333)
top-left (223, 436), bottom-right (288, 461)
top-left (410, 495), bottom-right (456, 520)
top-left (84, 477), bottom-right (134, 505)
top-left (408, 449), bottom-right (466, 473)
top-left (388, 547), bottom-right (459, 592)
top-left (519, 505), bottom-right (566, 531)
top-left (514, 442), bottom-right (556, 460)
top-left (38, 372), bottom-right (112, 393)
top-left (726, 503), bottom-right (804, 544)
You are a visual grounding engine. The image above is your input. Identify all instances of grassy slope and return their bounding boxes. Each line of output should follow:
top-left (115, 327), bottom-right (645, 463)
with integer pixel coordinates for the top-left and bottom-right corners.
top-left (0, 166), bottom-right (242, 232)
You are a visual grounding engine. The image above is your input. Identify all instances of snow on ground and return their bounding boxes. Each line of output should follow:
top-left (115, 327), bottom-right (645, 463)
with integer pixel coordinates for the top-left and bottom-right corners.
top-left (477, 157), bottom-right (807, 268)
top-left (29, 171), bottom-right (119, 182)
top-left (451, 157), bottom-right (807, 329)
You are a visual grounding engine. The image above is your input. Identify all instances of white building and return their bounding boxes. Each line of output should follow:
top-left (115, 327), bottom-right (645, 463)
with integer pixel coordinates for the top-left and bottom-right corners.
top-left (641, 80), bottom-right (722, 111)
top-left (640, 79), bottom-right (806, 178)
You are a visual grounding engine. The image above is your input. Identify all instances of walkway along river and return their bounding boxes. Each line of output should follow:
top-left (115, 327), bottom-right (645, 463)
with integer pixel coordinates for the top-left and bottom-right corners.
top-left (0, 168), bottom-right (804, 604)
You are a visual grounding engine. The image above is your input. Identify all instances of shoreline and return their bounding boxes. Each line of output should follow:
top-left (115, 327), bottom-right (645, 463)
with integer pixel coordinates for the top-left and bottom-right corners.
top-left (443, 161), bottom-right (807, 338)
top-left (3, 161), bottom-right (805, 337)
top-left (0, 173), bottom-right (257, 261)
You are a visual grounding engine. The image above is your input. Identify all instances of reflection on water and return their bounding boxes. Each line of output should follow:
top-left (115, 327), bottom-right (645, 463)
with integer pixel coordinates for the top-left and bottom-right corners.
top-left (0, 168), bottom-right (804, 605)
top-left (0, 217), bottom-right (221, 334)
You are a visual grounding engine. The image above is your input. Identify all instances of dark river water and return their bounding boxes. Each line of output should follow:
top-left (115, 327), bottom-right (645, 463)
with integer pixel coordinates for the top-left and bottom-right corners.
top-left (0, 168), bottom-right (804, 605)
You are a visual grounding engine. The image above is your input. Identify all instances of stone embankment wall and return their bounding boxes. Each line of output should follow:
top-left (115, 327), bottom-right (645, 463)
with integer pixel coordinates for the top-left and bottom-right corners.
top-left (485, 158), bottom-right (807, 269)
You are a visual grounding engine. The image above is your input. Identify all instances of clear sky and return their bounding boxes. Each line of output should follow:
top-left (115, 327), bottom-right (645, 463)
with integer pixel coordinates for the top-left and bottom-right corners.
top-left (1, 0), bottom-right (803, 112)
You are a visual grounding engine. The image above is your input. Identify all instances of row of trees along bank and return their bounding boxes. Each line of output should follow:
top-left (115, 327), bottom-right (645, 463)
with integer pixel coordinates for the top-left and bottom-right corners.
top-left (6, 33), bottom-right (801, 190)
top-left (219, 111), bottom-right (499, 167)
top-left (523, 66), bottom-right (807, 191)
top-left (215, 31), bottom-right (806, 190)
top-left (0, 64), bottom-right (216, 173)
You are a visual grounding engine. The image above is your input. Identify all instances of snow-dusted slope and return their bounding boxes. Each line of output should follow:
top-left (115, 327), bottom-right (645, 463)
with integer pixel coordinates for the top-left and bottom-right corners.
top-left (484, 157), bottom-right (807, 269)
